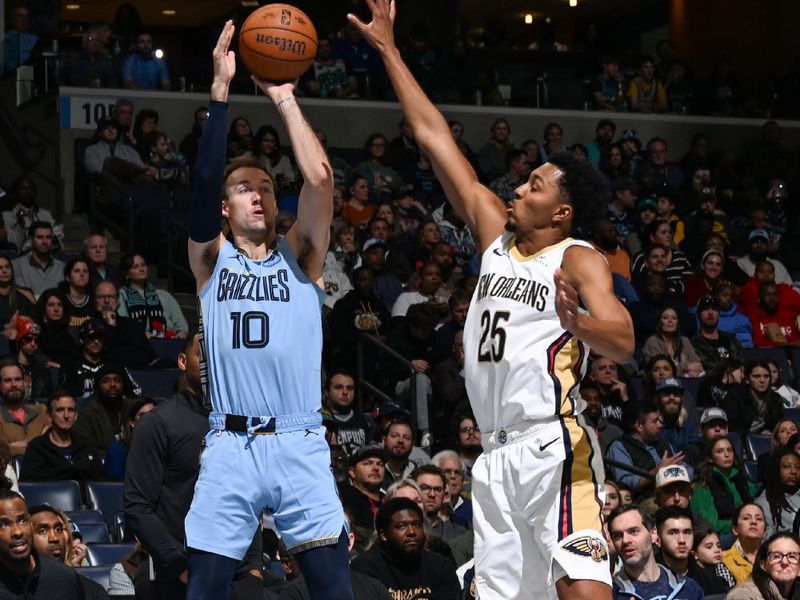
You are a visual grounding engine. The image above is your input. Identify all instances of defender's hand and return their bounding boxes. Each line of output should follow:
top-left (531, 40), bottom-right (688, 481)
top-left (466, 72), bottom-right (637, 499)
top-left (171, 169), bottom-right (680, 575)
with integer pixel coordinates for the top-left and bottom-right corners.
top-left (347, 0), bottom-right (397, 54)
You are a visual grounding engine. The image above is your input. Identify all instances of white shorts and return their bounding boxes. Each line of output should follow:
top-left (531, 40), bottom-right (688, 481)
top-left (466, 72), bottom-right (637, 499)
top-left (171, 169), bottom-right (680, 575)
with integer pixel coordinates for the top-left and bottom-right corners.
top-left (472, 415), bottom-right (611, 600)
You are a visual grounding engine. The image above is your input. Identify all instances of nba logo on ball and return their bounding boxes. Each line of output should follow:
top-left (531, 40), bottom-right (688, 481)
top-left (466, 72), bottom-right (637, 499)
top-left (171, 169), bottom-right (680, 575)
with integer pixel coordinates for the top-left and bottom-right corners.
top-left (239, 3), bottom-right (318, 83)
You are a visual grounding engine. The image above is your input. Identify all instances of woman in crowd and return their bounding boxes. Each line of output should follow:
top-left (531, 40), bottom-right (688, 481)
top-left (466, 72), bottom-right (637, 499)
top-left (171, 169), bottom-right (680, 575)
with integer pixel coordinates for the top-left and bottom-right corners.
top-left (768, 360), bottom-right (800, 408)
top-left (34, 288), bottom-right (76, 367)
top-left (252, 125), bottom-right (296, 195)
top-left (683, 249), bottom-right (726, 308)
top-left (691, 435), bottom-right (759, 536)
top-left (722, 360), bottom-right (785, 438)
top-left (642, 306), bottom-right (703, 376)
top-left (691, 526), bottom-right (736, 591)
top-left (341, 175), bottom-right (374, 229)
top-left (117, 253), bottom-right (188, 339)
top-left (0, 256), bottom-right (34, 331)
top-left (226, 116), bottom-right (253, 158)
top-left (58, 258), bottom-right (94, 330)
top-left (641, 353), bottom-right (678, 402)
top-left (726, 532), bottom-right (800, 600)
top-left (603, 481), bottom-right (621, 520)
top-left (410, 219), bottom-right (442, 271)
top-left (374, 202), bottom-right (403, 239)
top-left (323, 224), bottom-right (358, 312)
top-left (599, 142), bottom-right (630, 185)
top-left (132, 108), bottom-right (159, 162)
top-left (722, 503), bottom-right (768, 585)
top-left (355, 132), bottom-right (404, 203)
top-left (624, 197), bottom-right (658, 258)
top-left (757, 419), bottom-right (800, 477)
top-left (755, 448), bottom-right (800, 538)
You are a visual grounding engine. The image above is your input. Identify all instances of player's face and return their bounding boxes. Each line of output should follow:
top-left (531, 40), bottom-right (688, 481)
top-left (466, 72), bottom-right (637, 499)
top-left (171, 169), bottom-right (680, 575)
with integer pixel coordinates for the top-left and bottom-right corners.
top-left (507, 163), bottom-right (569, 234)
top-left (49, 396), bottom-right (77, 432)
top-left (417, 474), bottom-right (446, 514)
top-left (609, 510), bottom-right (655, 570)
top-left (693, 533), bottom-right (722, 567)
top-left (382, 509), bottom-right (424, 557)
top-left (327, 374), bottom-right (355, 412)
top-left (223, 167), bottom-right (277, 239)
top-left (384, 424), bottom-right (413, 460)
top-left (30, 511), bottom-right (66, 561)
top-left (0, 367), bottom-right (24, 404)
top-left (657, 517), bottom-right (692, 561)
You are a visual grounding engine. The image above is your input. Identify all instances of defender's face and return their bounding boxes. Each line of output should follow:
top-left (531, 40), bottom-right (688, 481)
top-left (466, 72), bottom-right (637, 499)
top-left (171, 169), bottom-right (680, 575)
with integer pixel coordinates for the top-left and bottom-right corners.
top-left (507, 163), bottom-right (568, 233)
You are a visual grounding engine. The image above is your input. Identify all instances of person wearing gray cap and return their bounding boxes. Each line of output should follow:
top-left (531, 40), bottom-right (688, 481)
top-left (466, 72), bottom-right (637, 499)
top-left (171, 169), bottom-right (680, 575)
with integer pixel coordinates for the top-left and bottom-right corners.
top-left (736, 230), bottom-right (793, 285)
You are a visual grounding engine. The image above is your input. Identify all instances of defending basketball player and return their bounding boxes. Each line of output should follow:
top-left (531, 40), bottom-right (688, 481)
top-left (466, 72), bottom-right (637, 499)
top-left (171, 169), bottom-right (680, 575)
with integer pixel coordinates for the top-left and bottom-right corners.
top-left (350, 2), bottom-right (634, 600)
top-left (184, 21), bottom-right (352, 600)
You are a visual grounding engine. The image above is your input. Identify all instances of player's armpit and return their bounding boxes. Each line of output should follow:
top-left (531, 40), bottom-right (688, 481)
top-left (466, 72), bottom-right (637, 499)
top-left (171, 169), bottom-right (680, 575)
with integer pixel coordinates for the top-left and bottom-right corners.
top-left (560, 246), bottom-right (634, 364)
top-left (188, 235), bottom-right (225, 293)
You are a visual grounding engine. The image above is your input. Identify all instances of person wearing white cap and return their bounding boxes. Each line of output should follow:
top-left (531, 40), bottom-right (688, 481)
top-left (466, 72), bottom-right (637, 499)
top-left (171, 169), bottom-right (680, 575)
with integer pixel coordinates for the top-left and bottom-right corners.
top-left (654, 465), bottom-right (692, 509)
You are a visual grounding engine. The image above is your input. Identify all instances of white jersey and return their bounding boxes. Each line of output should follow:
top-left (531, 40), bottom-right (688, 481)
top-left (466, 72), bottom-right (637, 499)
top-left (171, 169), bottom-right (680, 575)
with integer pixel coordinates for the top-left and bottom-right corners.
top-left (464, 233), bottom-right (595, 433)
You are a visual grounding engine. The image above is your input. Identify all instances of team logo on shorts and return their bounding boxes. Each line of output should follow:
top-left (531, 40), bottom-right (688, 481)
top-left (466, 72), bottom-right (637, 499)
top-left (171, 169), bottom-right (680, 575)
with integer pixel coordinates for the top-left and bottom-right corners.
top-left (498, 430), bottom-right (507, 444)
top-left (562, 536), bottom-right (608, 563)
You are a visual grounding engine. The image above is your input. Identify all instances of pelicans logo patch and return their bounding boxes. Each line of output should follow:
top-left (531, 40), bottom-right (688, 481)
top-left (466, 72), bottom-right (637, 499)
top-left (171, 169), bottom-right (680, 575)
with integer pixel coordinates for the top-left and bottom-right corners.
top-left (562, 536), bottom-right (608, 563)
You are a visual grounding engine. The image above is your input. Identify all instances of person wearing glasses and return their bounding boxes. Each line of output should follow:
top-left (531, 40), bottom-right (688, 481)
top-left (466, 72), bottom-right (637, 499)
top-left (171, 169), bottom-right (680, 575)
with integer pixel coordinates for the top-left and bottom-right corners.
top-left (727, 532), bottom-right (800, 600)
top-left (411, 464), bottom-right (467, 544)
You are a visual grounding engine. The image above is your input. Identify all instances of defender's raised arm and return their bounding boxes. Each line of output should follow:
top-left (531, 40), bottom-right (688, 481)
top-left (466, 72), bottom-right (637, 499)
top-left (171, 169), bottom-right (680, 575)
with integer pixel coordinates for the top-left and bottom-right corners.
top-left (348, 0), bottom-right (507, 252)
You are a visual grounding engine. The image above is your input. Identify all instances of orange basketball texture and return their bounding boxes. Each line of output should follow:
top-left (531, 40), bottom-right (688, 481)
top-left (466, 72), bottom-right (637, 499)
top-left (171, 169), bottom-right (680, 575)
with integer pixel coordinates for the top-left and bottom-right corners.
top-left (239, 4), bottom-right (318, 83)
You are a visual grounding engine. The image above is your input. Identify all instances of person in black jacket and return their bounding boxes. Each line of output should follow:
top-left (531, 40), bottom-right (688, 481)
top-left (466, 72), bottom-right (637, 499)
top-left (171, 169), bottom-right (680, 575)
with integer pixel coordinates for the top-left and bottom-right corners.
top-left (0, 489), bottom-right (109, 599)
top-left (351, 498), bottom-right (460, 600)
top-left (123, 331), bottom-right (262, 600)
top-left (94, 280), bottom-right (159, 369)
top-left (20, 391), bottom-right (104, 483)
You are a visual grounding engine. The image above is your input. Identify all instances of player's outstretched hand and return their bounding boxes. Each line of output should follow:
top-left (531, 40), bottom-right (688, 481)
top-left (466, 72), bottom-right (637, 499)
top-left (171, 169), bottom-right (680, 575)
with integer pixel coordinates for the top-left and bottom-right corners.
top-left (212, 20), bottom-right (236, 86)
top-left (347, 0), bottom-right (397, 53)
top-left (554, 267), bottom-right (579, 334)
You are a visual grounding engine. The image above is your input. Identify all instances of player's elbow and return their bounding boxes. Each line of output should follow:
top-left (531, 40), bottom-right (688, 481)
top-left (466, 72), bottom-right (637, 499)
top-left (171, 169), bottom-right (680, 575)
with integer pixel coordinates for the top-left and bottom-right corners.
top-left (304, 162), bottom-right (333, 191)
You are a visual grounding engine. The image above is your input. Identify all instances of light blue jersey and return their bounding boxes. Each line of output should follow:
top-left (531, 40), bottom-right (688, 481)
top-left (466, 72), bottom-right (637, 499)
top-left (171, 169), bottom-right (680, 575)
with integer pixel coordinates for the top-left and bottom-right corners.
top-left (198, 237), bottom-right (325, 417)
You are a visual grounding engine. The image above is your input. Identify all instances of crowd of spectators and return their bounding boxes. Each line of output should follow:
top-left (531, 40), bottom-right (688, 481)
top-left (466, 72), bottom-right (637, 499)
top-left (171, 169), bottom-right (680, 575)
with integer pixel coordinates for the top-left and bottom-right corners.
top-left (7, 1), bottom-right (800, 117)
top-left (6, 5), bottom-right (800, 596)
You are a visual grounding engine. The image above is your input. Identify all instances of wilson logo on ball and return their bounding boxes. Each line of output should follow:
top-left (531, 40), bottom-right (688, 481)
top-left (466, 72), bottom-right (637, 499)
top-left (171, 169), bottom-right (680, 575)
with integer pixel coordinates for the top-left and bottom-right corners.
top-left (255, 34), bottom-right (307, 56)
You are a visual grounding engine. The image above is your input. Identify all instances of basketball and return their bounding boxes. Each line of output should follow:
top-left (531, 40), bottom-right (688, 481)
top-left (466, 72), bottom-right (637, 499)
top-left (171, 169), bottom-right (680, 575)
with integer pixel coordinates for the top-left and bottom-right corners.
top-left (238, 4), bottom-right (317, 83)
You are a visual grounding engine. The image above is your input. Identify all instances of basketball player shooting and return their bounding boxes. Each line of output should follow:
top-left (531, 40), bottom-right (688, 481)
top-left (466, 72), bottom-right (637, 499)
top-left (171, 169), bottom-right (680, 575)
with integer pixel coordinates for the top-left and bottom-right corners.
top-left (183, 21), bottom-right (352, 600)
top-left (350, 2), bottom-right (634, 600)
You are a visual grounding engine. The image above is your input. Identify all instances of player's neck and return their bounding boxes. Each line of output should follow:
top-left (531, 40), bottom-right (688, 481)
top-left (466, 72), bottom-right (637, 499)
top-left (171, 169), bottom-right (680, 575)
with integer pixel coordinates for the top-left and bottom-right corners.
top-left (513, 230), bottom-right (566, 258)
top-left (233, 233), bottom-right (277, 261)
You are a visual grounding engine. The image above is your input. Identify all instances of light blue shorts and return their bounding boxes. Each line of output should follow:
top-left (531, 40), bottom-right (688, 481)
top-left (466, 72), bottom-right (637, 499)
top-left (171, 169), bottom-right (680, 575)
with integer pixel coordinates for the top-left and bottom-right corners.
top-left (185, 423), bottom-right (345, 560)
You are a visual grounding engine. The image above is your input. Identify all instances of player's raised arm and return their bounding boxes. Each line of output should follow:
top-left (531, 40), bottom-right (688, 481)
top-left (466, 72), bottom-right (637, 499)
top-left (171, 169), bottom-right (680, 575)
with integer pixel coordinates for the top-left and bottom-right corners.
top-left (187, 20), bottom-right (235, 290)
top-left (348, 0), bottom-right (506, 252)
top-left (555, 247), bottom-right (635, 364)
top-left (252, 79), bottom-right (333, 284)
